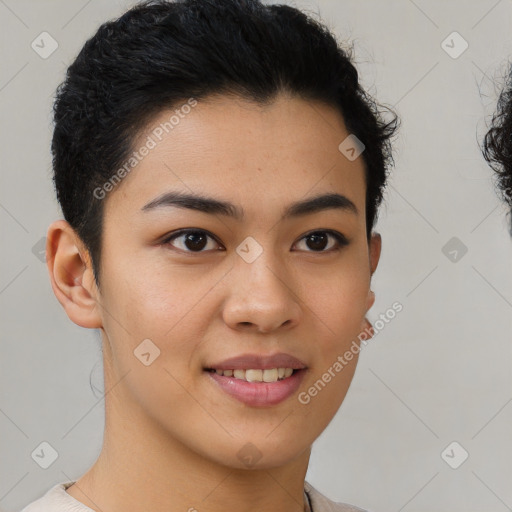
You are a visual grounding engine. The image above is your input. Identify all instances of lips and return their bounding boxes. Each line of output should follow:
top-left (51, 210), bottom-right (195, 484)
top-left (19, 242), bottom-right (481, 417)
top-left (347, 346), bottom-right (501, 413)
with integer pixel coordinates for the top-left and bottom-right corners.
top-left (204, 352), bottom-right (307, 371)
top-left (206, 367), bottom-right (307, 407)
top-left (203, 352), bottom-right (308, 406)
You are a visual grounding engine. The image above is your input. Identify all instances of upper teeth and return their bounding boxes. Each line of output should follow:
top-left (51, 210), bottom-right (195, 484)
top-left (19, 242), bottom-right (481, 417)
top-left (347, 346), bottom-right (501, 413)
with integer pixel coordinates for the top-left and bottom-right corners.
top-left (213, 368), bottom-right (294, 382)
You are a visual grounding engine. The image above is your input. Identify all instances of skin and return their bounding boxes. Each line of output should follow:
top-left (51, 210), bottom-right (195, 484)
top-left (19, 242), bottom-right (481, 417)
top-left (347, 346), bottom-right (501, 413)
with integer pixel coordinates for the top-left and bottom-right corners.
top-left (46, 92), bottom-right (381, 512)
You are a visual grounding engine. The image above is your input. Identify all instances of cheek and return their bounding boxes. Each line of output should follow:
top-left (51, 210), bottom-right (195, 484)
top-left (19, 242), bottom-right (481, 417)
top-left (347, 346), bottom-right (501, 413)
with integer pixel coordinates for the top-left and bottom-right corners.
top-left (303, 260), bottom-right (370, 369)
top-left (101, 249), bottom-right (191, 329)
top-left (100, 261), bottom-right (219, 375)
top-left (99, 270), bottom-right (207, 419)
top-left (299, 275), bottom-right (367, 423)
top-left (308, 265), bottom-right (369, 326)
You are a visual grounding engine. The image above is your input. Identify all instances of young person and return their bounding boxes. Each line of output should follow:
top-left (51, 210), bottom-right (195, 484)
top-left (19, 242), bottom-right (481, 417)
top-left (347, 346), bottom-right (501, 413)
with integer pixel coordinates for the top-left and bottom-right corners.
top-left (483, 66), bottom-right (512, 226)
top-left (21, 1), bottom-right (397, 511)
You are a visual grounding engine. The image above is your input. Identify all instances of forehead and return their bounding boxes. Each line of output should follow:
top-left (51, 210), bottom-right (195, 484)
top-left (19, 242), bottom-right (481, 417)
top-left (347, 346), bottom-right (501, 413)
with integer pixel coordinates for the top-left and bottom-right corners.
top-left (104, 93), bottom-right (367, 218)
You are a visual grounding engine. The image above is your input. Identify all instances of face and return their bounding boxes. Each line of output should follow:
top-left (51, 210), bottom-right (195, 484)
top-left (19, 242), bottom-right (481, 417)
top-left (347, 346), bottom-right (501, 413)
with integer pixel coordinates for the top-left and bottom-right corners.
top-left (51, 93), bottom-right (380, 470)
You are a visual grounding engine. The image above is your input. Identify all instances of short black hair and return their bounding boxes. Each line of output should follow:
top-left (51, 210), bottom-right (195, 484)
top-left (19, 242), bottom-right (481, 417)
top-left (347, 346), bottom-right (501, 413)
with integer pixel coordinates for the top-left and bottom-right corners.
top-left (483, 64), bottom-right (512, 231)
top-left (51, 0), bottom-right (398, 287)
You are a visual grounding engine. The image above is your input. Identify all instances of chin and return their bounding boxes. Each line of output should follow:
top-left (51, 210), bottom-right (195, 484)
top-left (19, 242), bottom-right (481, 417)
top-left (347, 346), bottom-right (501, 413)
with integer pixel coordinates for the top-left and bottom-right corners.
top-left (215, 435), bottom-right (310, 470)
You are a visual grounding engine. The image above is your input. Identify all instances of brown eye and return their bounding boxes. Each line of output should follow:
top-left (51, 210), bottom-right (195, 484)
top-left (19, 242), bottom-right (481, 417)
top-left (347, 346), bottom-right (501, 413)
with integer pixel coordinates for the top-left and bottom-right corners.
top-left (294, 230), bottom-right (348, 252)
top-left (163, 229), bottom-right (222, 253)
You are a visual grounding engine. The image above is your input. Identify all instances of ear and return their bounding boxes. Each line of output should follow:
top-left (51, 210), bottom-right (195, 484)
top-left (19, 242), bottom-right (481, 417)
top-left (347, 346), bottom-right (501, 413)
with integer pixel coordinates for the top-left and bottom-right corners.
top-left (363, 231), bottom-right (382, 318)
top-left (46, 220), bottom-right (103, 329)
top-left (369, 231), bottom-right (381, 277)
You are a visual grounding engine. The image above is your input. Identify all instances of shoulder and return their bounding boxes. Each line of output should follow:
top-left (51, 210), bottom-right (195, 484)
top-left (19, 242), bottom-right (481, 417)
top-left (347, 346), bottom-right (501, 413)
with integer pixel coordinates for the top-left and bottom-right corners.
top-left (304, 480), bottom-right (371, 512)
top-left (19, 481), bottom-right (94, 512)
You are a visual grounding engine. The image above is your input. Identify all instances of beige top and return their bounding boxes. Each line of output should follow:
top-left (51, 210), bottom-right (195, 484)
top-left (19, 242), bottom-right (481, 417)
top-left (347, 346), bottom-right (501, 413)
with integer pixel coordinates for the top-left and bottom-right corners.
top-left (20, 480), bottom-right (369, 512)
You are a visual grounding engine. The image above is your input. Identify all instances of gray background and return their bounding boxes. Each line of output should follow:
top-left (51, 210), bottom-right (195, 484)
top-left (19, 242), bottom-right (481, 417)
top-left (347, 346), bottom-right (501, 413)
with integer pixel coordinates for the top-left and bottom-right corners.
top-left (1, 0), bottom-right (512, 511)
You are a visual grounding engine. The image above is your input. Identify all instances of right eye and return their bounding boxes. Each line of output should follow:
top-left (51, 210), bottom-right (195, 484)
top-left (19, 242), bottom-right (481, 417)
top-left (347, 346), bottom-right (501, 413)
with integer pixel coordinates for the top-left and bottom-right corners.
top-left (161, 229), bottom-right (224, 253)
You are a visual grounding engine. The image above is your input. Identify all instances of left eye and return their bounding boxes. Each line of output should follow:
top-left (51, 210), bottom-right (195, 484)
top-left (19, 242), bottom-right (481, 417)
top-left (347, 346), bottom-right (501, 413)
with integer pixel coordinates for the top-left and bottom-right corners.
top-left (162, 229), bottom-right (348, 253)
top-left (293, 230), bottom-right (348, 252)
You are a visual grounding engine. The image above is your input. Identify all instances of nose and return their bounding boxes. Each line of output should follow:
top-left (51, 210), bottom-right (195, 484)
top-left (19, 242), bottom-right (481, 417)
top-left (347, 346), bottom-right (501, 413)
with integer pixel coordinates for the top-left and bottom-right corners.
top-left (222, 250), bottom-right (302, 333)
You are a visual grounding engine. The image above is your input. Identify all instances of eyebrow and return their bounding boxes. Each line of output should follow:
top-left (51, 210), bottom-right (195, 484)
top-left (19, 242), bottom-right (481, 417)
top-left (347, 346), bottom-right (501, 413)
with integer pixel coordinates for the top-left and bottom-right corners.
top-left (141, 190), bottom-right (358, 220)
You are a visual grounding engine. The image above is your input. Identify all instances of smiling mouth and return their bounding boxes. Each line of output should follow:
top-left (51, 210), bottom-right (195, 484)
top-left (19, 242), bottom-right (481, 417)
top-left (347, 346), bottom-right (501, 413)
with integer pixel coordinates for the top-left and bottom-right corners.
top-left (204, 367), bottom-right (307, 407)
top-left (205, 367), bottom-right (298, 383)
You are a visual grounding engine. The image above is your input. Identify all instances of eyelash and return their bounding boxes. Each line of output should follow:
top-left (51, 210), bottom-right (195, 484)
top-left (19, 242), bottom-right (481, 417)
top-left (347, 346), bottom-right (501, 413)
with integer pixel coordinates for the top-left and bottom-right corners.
top-left (161, 229), bottom-right (349, 254)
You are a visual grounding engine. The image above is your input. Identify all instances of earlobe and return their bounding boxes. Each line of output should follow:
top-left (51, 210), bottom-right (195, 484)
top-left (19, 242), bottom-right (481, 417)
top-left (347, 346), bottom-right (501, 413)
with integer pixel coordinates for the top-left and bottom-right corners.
top-left (366, 289), bottom-right (376, 310)
top-left (360, 317), bottom-right (374, 341)
top-left (46, 220), bottom-right (103, 329)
